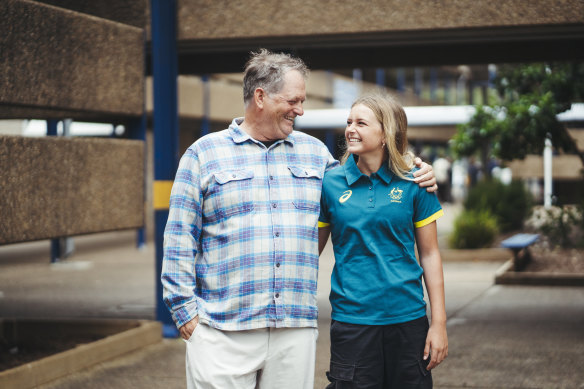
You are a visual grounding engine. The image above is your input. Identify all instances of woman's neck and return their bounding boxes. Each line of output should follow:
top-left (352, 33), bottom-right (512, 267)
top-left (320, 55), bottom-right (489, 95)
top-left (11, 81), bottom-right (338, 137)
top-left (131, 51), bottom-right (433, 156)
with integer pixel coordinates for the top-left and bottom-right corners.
top-left (356, 154), bottom-right (384, 176)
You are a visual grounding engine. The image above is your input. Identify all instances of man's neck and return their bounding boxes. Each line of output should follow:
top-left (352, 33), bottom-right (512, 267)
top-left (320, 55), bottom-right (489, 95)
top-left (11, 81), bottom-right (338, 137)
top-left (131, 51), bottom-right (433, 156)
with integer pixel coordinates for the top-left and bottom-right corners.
top-left (240, 115), bottom-right (281, 142)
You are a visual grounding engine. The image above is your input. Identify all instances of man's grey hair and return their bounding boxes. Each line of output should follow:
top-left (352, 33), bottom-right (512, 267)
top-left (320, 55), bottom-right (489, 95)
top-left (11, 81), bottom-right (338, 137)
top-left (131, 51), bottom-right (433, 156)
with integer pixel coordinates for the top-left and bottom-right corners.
top-left (243, 49), bottom-right (309, 107)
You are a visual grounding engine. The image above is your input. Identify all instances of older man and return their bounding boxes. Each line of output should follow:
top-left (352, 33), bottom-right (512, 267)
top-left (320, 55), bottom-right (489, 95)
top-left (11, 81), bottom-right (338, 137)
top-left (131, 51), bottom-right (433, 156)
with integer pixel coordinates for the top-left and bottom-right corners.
top-left (162, 49), bottom-right (436, 389)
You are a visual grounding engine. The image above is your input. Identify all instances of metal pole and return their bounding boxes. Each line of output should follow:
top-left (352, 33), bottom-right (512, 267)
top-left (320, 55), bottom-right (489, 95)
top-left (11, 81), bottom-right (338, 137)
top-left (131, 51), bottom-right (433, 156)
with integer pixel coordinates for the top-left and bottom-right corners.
top-left (544, 136), bottom-right (553, 208)
top-left (126, 114), bottom-right (147, 249)
top-left (151, 0), bottom-right (180, 338)
top-left (46, 120), bottom-right (61, 263)
top-left (430, 68), bottom-right (438, 102)
top-left (201, 74), bottom-right (210, 137)
top-left (61, 119), bottom-right (75, 259)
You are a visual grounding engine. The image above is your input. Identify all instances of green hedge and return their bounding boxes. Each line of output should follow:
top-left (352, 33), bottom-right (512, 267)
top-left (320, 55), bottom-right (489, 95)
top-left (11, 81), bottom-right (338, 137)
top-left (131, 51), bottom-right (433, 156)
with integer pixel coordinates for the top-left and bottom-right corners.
top-left (449, 210), bottom-right (499, 249)
top-left (464, 179), bottom-right (533, 232)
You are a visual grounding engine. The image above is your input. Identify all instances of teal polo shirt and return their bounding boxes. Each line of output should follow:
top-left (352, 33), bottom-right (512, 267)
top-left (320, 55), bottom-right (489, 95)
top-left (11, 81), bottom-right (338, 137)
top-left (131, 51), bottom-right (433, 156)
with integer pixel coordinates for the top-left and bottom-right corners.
top-left (319, 155), bottom-right (443, 325)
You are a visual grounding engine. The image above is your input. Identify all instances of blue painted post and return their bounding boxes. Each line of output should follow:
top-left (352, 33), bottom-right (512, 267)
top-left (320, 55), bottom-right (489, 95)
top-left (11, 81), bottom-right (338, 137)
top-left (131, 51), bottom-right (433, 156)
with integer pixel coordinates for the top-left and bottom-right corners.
top-left (375, 68), bottom-right (385, 87)
top-left (396, 68), bottom-right (406, 93)
top-left (151, 0), bottom-right (180, 338)
top-left (325, 131), bottom-right (336, 158)
top-left (47, 120), bottom-right (58, 136)
top-left (46, 120), bottom-right (61, 263)
top-left (430, 68), bottom-right (438, 102)
top-left (414, 68), bottom-right (423, 97)
top-left (126, 115), bottom-right (147, 249)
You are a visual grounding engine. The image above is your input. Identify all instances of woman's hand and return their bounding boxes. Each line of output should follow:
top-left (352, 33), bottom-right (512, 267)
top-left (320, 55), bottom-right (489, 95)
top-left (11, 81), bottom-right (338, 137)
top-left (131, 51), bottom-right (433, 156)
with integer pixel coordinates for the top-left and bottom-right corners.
top-left (424, 321), bottom-right (448, 370)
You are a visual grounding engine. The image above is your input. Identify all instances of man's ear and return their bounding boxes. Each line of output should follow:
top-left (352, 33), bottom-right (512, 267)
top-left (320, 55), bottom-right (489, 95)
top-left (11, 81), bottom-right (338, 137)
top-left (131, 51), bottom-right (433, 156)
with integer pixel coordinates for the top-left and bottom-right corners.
top-left (254, 88), bottom-right (266, 109)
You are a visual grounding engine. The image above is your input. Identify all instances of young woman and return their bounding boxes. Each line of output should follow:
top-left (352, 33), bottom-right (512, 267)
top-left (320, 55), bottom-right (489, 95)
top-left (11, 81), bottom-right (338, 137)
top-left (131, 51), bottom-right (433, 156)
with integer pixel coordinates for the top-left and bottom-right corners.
top-left (318, 93), bottom-right (448, 388)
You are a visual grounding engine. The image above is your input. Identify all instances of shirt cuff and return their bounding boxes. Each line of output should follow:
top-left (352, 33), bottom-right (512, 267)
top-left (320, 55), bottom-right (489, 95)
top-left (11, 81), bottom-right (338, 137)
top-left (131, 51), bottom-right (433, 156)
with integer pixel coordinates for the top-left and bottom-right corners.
top-left (172, 302), bottom-right (199, 329)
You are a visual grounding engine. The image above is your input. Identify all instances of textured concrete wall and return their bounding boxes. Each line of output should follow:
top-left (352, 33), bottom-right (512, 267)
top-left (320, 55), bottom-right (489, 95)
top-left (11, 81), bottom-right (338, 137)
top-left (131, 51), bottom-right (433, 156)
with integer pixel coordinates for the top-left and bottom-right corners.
top-left (32, 0), bottom-right (147, 28)
top-left (175, 0), bottom-right (584, 72)
top-left (0, 0), bottom-right (144, 120)
top-left (508, 155), bottom-right (582, 180)
top-left (0, 136), bottom-right (144, 244)
top-left (178, 0), bottom-right (584, 40)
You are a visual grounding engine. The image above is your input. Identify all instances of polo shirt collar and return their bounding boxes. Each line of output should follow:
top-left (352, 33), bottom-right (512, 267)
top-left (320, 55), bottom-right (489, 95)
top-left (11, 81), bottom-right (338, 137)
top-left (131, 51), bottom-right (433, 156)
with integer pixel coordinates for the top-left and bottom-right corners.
top-left (376, 161), bottom-right (393, 184)
top-left (228, 118), bottom-right (295, 146)
top-left (343, 154), bottom-right (394, 186)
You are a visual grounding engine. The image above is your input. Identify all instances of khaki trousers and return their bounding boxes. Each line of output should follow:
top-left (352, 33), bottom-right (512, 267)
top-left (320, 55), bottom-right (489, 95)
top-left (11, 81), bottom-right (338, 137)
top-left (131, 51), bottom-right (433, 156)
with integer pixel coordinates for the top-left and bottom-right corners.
top-left (184, 323), bottom-right (318, 389)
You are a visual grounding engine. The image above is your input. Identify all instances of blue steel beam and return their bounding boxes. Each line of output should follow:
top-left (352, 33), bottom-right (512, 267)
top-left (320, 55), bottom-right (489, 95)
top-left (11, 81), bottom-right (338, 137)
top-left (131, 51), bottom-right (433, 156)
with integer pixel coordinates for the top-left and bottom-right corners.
top-left (151, 0), bottom-right (180, 338)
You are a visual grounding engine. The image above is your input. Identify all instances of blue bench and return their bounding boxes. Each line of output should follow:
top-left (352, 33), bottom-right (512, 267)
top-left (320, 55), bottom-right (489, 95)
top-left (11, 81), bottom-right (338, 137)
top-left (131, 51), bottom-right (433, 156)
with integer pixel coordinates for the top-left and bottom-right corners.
top-left (500, 233), bottom-right (539, 271)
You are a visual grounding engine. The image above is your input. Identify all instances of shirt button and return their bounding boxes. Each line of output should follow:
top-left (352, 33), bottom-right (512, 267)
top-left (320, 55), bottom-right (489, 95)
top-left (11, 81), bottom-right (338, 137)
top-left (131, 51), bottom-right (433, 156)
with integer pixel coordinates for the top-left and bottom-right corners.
top-left (270, 175), bottom-right (274, 180)
top-left (369, 186), bottom-right (372, 190)
top-left (232, 174), bottom-right (236, 178)
top-left (275, 232), bottom-right (280, 237)
top-left (275, 293), bottom-right (280, 298)
top-left (276, 263), bottom-right (280, 267)
top-left (272, 203), bottom-right (277, 208)
top-left (369, 198), bottom-right (373, 202)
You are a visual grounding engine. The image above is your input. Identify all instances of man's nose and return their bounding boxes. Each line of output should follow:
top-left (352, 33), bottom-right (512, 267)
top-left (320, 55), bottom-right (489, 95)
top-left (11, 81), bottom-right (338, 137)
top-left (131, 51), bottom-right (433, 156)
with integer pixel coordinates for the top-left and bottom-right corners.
top-left (294, 102), bottom-right (304, 116)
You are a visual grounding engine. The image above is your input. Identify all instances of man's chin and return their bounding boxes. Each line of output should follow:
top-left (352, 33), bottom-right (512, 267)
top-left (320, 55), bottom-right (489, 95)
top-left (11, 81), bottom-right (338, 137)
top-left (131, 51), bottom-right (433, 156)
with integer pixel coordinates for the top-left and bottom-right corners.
top-left (279, 125), bottom-right (294, 137)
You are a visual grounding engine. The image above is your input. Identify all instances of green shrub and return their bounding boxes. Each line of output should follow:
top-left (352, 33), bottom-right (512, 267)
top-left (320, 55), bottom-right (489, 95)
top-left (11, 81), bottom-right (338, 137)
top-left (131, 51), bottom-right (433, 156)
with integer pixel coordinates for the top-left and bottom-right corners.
top-left (537, 205), bottom-right (584, 248)
top-left (464, 179), bottom-right (533, 232)
top-left (449, 210), bottom-right (499, 249)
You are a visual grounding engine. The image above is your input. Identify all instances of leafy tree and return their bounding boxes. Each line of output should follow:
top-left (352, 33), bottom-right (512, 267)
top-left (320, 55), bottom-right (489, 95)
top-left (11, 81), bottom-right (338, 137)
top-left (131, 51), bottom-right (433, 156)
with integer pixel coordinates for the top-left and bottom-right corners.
top-left (451, 63), bottom-right (584, 177)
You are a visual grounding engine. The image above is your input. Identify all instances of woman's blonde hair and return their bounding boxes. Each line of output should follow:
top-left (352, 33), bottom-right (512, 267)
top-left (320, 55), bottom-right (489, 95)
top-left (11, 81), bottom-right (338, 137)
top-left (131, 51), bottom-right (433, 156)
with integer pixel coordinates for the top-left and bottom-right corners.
top-left (340, 92), bottom-right (415, 179)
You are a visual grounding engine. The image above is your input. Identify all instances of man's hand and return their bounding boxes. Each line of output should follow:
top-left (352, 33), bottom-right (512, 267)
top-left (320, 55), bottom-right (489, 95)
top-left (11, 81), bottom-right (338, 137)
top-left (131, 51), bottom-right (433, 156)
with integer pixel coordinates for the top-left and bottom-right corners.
top-left (179, 316), bottom-right (199, 340)
top-left (413, 157), bottom-right (438, 193)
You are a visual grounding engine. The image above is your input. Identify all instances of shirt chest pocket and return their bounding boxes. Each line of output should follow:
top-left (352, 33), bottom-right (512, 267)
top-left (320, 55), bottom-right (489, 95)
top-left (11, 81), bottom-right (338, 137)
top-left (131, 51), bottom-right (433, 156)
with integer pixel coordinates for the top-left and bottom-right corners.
top-left (288, 166), bottom-right (323, 211)
top-left (212, 170), bottom-right (255, 219)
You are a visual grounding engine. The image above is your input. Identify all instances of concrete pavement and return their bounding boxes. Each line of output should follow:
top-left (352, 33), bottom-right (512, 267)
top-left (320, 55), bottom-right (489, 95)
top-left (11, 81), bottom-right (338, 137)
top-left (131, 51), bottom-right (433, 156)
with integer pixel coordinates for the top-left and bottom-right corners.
top-left (0, 204), bottom-right (583, 388)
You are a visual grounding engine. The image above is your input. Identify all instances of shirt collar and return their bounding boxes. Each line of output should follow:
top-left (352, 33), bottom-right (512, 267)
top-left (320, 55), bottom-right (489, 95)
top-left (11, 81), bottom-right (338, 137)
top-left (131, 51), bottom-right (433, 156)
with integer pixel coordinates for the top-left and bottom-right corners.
top-left (343, 155), bottom-right (364, 186)
top-left (343, 154), bottom-right (394, 186)
top-left (228, 118), bottom-right (295, 146)
top-left (376, 161), bottom-right (393, 184)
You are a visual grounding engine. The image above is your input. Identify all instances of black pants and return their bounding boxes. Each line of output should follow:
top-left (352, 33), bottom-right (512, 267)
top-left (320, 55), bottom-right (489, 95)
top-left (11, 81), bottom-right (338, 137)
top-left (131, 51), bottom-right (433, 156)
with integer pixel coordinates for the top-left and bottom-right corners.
top-left (325, 316), bottom-right (432, 389)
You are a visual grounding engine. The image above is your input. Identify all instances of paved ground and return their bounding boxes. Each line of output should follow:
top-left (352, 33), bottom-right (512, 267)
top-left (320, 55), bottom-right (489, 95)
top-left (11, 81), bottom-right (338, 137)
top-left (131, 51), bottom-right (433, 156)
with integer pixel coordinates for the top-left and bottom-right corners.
top-left (1, 204), bottom-right (583, 388)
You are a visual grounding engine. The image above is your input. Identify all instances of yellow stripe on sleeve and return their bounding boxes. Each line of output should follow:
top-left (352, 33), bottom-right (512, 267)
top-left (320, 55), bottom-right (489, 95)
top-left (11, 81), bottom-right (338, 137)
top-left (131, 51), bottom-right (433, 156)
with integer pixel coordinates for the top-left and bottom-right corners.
top-left (153, 180), bottom-right (174, 210)
top-left (318, 221), bottom-right (330, 228)
top-left (414, 209), bottom-right (444, 228)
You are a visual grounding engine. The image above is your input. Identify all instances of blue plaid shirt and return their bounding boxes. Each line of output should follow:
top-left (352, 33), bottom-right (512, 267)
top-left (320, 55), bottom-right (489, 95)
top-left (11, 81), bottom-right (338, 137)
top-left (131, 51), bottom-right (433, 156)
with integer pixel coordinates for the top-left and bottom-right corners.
top-left (162, 118), bottom-right (338, 331)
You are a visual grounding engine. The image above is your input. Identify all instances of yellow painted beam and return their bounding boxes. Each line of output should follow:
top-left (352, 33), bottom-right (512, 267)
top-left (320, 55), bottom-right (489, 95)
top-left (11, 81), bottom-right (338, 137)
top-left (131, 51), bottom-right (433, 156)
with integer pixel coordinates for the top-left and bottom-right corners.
top-left (153, 181), bottom-right (174, 210)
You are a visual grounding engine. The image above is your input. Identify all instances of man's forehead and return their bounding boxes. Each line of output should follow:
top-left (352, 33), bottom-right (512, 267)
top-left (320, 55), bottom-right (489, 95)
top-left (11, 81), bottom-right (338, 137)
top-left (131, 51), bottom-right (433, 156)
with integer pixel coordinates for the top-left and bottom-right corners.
top-left (278, 76), bottom-right (306, 97)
